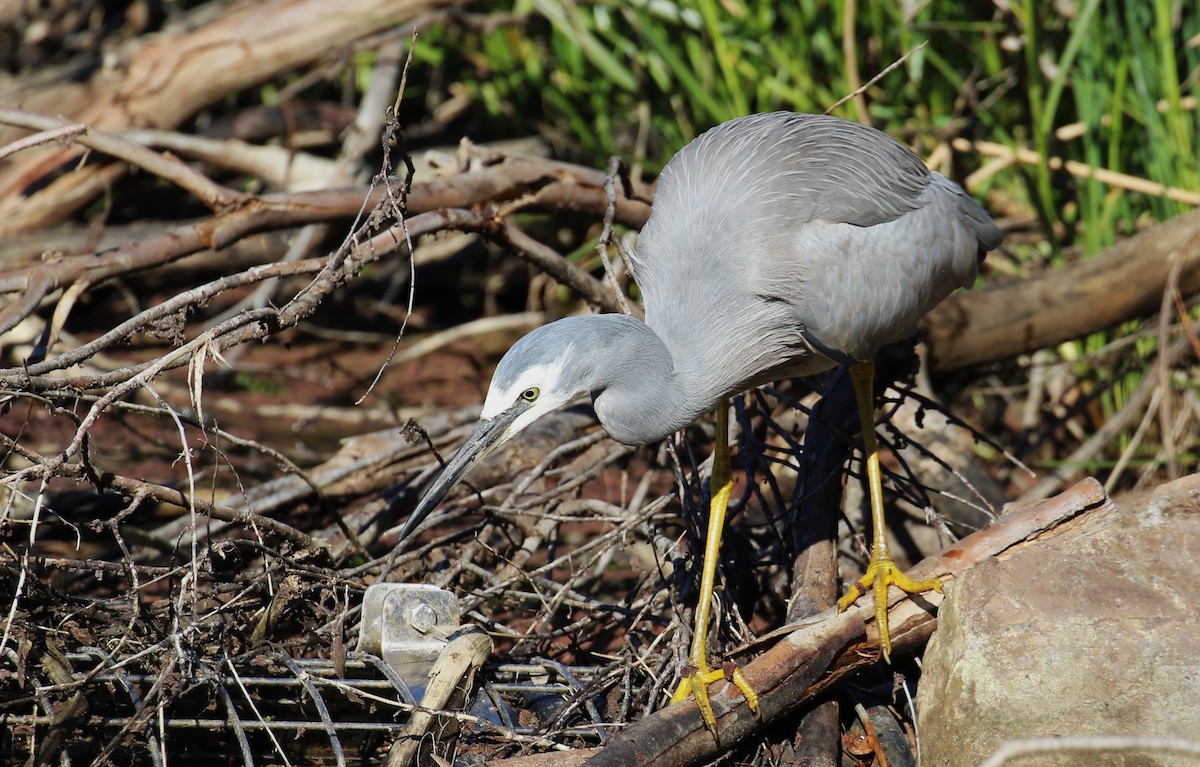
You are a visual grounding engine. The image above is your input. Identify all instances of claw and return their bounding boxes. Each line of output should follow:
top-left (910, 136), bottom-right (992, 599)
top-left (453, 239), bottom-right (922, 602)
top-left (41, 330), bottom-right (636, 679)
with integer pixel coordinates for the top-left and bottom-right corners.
top-left (671, 660), bottom-right (759, 738)
top-left (838, 558), bottom-right (943, 662)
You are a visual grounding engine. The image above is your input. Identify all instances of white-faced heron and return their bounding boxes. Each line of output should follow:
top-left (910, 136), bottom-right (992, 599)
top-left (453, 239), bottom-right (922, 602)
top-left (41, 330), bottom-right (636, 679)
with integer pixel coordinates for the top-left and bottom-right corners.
top-left (397, 111), bottom-right (1002, 736)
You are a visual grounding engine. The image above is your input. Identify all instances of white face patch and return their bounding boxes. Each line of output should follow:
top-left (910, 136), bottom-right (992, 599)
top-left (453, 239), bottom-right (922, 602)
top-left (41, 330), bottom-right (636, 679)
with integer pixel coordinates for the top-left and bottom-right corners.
top-left (480, 357), bottom-right (568, 420)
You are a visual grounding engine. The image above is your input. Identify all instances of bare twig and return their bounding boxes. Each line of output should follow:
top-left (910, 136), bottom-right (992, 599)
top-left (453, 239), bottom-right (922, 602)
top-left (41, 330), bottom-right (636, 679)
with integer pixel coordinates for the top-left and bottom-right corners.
top-left (0, 109), bottom-right (243, 209)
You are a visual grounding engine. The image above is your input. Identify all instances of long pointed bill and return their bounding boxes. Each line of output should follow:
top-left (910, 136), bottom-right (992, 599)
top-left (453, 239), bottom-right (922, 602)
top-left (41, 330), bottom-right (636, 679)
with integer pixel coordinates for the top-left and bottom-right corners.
top-left (397, 405), bottom-right (525, 543)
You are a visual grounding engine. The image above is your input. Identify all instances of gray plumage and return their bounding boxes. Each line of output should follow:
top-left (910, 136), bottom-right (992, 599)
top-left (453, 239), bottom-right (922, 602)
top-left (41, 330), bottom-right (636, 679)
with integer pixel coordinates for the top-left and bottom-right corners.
top-left (635, 113), bottom-right (999, 408)
top-left (399, 111), bottom-right (1002, 538)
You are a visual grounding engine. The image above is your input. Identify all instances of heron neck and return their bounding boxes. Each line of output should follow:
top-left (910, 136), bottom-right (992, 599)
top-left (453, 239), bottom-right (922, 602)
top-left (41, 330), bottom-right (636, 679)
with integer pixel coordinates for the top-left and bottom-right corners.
top-left (587, 315), bottom-right (714, 444)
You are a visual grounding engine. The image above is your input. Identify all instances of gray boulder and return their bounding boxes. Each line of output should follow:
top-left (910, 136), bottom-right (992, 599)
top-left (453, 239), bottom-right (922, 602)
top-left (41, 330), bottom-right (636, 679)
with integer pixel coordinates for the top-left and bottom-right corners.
top-left (916, 476), bottom-right (1200, 767)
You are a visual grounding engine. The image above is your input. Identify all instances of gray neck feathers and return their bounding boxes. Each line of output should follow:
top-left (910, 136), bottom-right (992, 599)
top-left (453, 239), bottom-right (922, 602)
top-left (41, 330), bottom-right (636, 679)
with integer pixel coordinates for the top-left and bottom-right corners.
top-left (571, 315), bottom-right (712, 444)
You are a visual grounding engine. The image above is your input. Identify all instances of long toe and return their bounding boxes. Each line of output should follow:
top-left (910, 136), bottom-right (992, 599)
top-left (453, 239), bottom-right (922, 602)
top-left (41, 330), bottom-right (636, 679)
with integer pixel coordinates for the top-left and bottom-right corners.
top-left (671, 661), bottom-right (760, 739)
top-left (839, 558), bottom-right (942, 662)
top-left (671, 665), bottom-right (727, 737)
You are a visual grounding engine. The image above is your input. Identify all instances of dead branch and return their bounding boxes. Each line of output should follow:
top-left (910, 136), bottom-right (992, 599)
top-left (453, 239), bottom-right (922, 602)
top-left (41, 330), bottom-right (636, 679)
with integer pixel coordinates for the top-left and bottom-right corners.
top-left (0, 0), bottom-right (467, 234)
top-left (925, 207), bottom-right (1200, 372)
top-left (0, 213), bottom-right (631, 395)
top-left (488, 750), bottom-right (602, 767)
top-left (0, 109), bottom-right (243, 208)
top-left (0, 153), bottom-right (649, 344)
top-left (8, 116), bottom-right (1189, 388)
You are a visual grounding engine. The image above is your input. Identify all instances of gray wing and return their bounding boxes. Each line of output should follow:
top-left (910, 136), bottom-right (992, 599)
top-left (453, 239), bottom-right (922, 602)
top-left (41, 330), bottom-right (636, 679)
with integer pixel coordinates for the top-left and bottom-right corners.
top-left (634, 112), bottom-right (937, 267)
top-left (633, 112), bottom-right (1001, 379)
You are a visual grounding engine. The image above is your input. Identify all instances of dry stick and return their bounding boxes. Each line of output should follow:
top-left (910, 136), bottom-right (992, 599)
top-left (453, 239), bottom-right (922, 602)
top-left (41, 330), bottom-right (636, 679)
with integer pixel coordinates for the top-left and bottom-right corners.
top-left (388, 630), bottom-right (494, 767)
top-left (2, 307), bottom-right (277, 487)
top-left (580, 478), bottom-right (1112, 767)
top-left (1053, 95), bottom-right (1198, 142)
top-left (1021, 334), bottom-right (1191, 502)
top-left (1021, 349), bottom-right (1050, 433)
top-left (0, 205), bottom-right (583, 391)
top-left (0, 269), bottom-right (53, 336)
top-left (464, 495), bottom-right (664, 612)
top-left (279, 205), bottom-right (622, 330)
top-left (78, 395), bottom-right (373, 556)
top-left (0, 477), bottom-right (48, 658)
top-left (953, 137), bottom-right (1200, 207)
top-left (85, 651), bottom-right (178, 767)
top-left (0, 0), bottom-right (451, 234)
top-left (225, 654), bottom-right (294, 767)
top-left (596, 156), bottom-right (634, 316)
top-left (25, 556), bottom-right (177, 578)
top-left (26, 640), bottom-right (91, 767)
top-left (512, 504), bottom-right (628, 624)
top-left (357, 35), bottom-right (419, 405)
top-left (434, 462), bottom-right (645, 619)
top-left (1105, 387), bottom-right (1163, 493)
top-left (103, 473), bottom-right (318, 551)
top-left (0, 154), bottom-right (652, 335)
top-left (391, 312), bottom-right (545, 365)
top-left (1158, 254), bottom-right (1183, 479)
top-left (500, 220), bottom-right (626, 313)
top-left (1152, 396), bottom-right (1200, 486)
top-left (121, 128), bottom-right (340, 190)
top-left (1134, 388), bottom-right (1196, 492)
top-left (482, 433), bottom-right (615, 585)
top-left (0, 162), bottom-right (125, 242)
top-left (826, 43), bottom-right (926, 118)
top-left (851, 703), bottom-right (891, 767)
top-left (1172, 281), bottom-right (1200, 358)
top-left (0, 122), bottom-right (88, 160)
top-left (5, 259), bottom-right (319, 378)
top-left (0, 109), bottom-right (243, 209)
top-left (345, 42), bottom-right (409, 167)
top-left (880, 403), bottom-right (1003, 527)
top-left (138, 380), bottom-right (203, 613)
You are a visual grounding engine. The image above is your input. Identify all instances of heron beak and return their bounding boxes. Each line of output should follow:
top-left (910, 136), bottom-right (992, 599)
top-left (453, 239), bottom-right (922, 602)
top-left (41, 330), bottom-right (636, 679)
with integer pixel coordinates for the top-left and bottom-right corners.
top-left (396, 404), bottom-right (525, 543)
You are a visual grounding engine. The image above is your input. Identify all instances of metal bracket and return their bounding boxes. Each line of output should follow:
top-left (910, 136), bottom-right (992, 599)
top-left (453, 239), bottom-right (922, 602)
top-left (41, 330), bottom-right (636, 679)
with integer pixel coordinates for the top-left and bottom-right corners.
top-left (359, 583), bottom-right (461, 680)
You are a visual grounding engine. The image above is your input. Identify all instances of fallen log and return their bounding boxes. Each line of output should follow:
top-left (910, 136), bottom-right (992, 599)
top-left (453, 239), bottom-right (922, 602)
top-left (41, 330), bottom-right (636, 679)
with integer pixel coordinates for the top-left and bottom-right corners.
top-left (925, 207), bottom-right (1200, 372)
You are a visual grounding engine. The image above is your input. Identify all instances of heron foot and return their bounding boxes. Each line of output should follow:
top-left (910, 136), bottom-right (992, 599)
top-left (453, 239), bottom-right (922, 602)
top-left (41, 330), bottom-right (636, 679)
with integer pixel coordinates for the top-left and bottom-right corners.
top-left (671, 658), bottom-right (760, 739)
top-left (836, 557), bottom-right (943, 663)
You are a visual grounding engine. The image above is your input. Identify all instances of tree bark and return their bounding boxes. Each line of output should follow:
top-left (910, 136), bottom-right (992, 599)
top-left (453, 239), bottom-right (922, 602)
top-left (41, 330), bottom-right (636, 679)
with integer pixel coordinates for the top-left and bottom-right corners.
top-left (925, 208), bottom-right (1200, 373)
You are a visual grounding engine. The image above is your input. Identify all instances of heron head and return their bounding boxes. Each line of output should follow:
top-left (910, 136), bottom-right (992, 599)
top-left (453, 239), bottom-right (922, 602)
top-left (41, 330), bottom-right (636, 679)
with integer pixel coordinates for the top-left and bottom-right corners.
top-left (396, 320), bottom-right (598, 543)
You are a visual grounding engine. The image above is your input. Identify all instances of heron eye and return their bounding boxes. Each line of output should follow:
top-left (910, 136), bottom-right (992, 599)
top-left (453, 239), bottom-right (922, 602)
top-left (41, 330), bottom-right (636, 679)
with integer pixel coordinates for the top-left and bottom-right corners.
top-left (520, 386), bottom-right (540, 402)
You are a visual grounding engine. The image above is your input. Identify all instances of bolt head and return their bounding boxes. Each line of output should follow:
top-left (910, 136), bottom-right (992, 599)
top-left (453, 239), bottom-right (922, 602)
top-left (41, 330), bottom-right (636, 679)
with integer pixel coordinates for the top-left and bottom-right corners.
top-left (410, 602), bottom-right (437, 633)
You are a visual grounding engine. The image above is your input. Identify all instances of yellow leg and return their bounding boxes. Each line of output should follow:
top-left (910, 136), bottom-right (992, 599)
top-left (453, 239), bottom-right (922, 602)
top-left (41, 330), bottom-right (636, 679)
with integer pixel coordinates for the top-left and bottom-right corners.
top-left (836, 361), bottom-right (943, 662)
top-left (670, 400), bottom-right (760, 738)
